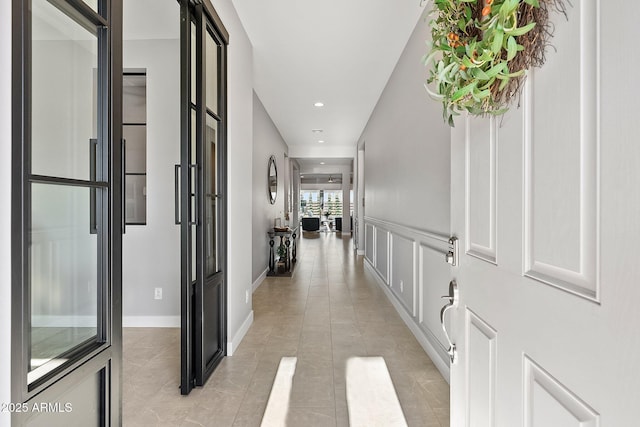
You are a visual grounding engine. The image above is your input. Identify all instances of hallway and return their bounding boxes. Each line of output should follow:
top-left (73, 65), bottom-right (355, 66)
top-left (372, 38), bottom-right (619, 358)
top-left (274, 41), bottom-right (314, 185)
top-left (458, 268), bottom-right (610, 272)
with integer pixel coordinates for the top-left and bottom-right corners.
top-left (123, 233), bottom-right (449, 426)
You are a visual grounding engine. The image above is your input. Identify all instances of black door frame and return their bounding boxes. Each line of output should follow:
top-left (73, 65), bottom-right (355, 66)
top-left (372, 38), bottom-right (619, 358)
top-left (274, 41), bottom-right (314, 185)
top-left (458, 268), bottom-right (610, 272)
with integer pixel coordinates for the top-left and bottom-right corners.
top-left (179, 0), bottom-right (228, 395)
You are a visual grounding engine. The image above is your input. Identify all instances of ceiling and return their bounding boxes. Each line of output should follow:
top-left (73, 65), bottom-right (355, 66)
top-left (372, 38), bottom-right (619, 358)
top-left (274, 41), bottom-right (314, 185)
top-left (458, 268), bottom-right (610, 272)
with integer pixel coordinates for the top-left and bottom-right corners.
top-left (232, 0), bottom-right (427, 151)
top-left (121, 0), bottom-right (427, 164)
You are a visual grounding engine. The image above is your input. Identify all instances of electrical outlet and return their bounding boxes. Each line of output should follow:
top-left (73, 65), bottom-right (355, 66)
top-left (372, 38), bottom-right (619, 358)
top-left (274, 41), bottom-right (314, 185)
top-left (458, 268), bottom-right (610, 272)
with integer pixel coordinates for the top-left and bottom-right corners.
top-left (400, 280), bottom-right (404, 292)
top-left (245, 290), bottom-right (249, 304)
top-left (154, 287), bottom-right (163, 300)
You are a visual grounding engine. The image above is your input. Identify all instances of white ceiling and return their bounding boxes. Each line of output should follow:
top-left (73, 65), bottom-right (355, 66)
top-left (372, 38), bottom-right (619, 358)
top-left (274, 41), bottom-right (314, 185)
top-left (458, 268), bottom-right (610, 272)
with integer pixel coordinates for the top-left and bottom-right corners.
top-left (232, 0), bottom-right (427, 150)
top-left (121, 0), bottom-right (427, 161)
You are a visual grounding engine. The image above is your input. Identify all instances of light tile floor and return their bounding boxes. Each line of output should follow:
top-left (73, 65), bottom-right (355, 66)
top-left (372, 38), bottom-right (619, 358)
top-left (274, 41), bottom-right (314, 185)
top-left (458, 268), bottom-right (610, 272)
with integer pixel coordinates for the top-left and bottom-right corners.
top-left (123, 232), bottom-right (450, 426)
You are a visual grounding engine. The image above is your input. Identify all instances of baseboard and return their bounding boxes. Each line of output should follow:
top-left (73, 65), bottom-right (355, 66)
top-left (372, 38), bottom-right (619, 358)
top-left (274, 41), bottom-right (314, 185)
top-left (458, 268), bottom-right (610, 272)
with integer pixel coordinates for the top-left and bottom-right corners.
top-left (227, 310), bottom-right (253, 356)
top-left (122, 316), bottom-right (180, 328)
top-left (363, 260), bottom-right (451, 383)
top-left (252, 268), bottom-right (269, 292)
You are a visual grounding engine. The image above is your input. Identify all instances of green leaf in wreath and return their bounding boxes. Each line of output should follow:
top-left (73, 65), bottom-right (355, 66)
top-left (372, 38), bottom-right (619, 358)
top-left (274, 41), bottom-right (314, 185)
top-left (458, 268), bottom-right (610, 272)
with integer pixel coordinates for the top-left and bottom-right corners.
top-left (506, 35), bottom-right (518, 61)
top-left (424, 83), bottom-right (445, 100)
top-left (500, 0), bottom-right (520, 18)
top-left (524, 0), bottom-right (540, 7)
top-left (485, 62), bottom-right (507, 78)
top-left (491, 30), bottom-right (504, 55)
top-left (451, 81), bottom-right (477, 102)
top-left (471, 67), bottom-right (490, 80)
top-left (472, 88), bottom-right (491, 102)
top-left (505, 22), bottom-right (536, 37)
top-left (498, 76), bottom-right (510, 91)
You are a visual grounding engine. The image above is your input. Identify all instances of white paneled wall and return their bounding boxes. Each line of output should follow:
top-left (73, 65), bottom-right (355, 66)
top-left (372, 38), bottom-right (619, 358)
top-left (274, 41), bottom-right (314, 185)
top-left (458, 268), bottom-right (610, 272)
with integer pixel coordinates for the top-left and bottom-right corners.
top-left (363, 217), bottom-right (452, 380)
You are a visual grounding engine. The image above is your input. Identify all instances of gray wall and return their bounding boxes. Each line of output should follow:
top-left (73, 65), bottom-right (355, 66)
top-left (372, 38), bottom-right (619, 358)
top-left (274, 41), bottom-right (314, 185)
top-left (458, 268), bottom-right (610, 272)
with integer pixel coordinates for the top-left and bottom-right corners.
top-left (358, 15), bottom-right (453, 376)
top-left (359, 17), bottom-right (450, 234)
top-left (213, 0), bottom-right (255, 350)
top-left (252, 92), bottom-right (289, 284)
top-left (0, 0), bottom-right (11, 421)
top-left (122, 38), bottom-right (181, 324)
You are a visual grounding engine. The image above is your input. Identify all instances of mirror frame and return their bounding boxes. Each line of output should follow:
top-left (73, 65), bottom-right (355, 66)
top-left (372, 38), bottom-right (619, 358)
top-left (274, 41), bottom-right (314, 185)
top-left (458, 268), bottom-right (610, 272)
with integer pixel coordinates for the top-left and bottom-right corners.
top-left (268, 155), bottom-right (277, 204)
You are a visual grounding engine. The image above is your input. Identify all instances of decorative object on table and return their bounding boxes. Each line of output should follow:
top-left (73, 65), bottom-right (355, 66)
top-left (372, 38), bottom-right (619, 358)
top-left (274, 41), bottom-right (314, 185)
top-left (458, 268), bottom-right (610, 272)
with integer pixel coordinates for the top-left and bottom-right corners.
top-left (423, 0), bottom-right (567, 126)
top-left (268, 155), bottom-right (277, 204)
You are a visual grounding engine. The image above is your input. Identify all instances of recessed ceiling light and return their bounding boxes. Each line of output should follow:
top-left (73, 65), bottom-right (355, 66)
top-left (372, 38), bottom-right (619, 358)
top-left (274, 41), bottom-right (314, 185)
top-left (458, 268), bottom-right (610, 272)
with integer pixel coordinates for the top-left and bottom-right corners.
top-left (314, 102), bottom-right (324, 107)
top-left (318, 140), bottom-right (325, 144)
top-left (312, 129), bottom-right (323, 133)
top-left (320, 162), bottom-right (325, 165)
top-left (300, 175), bottom-right (305, 178)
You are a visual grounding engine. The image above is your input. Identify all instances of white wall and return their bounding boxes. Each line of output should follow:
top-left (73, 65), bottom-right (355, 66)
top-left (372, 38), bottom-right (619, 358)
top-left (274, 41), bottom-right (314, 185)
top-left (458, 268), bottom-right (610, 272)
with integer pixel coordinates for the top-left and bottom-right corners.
top-left (121, 38), bottom-right (181, 325)
top-left (359, 17), bottom-right (450, 233)
top-left (0, 0), bottom-right (12, 422)
top-left (211, 0), bottom-right (255, 351)
top-left (252, 92), bottom-right (288, 284)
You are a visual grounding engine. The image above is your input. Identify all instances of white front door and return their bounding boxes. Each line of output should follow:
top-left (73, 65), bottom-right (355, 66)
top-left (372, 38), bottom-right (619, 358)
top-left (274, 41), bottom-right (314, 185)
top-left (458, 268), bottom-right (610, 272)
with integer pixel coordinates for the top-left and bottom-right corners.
top-left (449, 1), bottom-right (640, 425)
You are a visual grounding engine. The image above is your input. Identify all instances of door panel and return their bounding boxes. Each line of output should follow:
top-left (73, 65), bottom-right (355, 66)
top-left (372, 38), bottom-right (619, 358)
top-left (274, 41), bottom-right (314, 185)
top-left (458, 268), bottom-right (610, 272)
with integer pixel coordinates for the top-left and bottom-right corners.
top-left (12, 0), bottom-right (122, 424)
top-left (180, 0), bottom-right (227, 394)
top-left (465, 116), bottom-right (497, 264)
top-left (451, 1), bottom-right (640, 425)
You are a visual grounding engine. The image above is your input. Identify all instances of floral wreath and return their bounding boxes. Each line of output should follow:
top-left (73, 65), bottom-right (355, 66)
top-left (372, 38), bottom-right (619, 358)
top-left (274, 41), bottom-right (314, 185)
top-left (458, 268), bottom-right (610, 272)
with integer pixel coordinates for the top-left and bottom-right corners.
top-left (423, 0), bottom-right (567, 126)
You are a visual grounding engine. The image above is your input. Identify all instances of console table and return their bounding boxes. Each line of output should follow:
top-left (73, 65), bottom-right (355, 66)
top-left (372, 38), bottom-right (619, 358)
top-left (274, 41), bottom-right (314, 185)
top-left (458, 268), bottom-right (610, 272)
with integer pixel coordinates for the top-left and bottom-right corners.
top-left (267, 226), bottom-right (298, 276)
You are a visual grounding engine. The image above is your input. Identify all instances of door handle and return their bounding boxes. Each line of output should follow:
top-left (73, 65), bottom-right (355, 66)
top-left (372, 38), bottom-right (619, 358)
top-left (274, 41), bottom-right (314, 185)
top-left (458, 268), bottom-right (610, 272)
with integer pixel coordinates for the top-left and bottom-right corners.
top-left (174, 164), bottom-right (181, 224)
top-left (121, 138), bottom-right (126, 234)
top-left (440, 280), bottom-right (458, 364)
top-left (189, 164), bottom-right (198, 226)
top-left (89, 138), bottom-right (97, 234)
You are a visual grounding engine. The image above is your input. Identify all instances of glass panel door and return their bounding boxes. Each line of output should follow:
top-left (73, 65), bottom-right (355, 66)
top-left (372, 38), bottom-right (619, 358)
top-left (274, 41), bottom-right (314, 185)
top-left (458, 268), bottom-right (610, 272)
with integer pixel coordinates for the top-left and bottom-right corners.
top-left (12, 0), bottom-right (122, 423)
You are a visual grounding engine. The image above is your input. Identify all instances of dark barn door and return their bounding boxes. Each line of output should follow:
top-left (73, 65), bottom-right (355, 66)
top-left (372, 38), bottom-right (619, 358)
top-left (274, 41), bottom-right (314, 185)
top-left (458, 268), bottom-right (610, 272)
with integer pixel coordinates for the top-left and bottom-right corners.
top-left (178, 0), bottom-right (228, 395)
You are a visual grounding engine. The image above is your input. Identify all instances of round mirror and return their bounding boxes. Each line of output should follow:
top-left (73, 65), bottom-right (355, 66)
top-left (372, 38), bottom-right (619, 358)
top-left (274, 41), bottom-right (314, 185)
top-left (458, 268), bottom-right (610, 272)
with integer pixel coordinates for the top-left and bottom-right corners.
top-left (268, 155), bottom-right (277, 204)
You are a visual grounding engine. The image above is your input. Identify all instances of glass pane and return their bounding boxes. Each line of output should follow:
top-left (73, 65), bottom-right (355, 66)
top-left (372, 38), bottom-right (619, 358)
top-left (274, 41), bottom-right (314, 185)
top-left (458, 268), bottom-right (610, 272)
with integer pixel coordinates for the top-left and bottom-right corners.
top-left (29, 183), bottom-right (98, 383)
top-left (191, 22), bottom-right (196, 105)
top-left (83, 0), bottom-right (98, 13)
top-left (125, 175), bottom-right (146, 224)
top-left (31, 0), bottom-right (98, 181)
top-left (205, 116), bottom-right (218, 275)
top-left (301, 190), bottom-right (321, 216)
top-left (206, 33), bottom-right (218, 114)
top-left (123, 125), bottom-right (146, 173)
top-left (123, 75), bottom-right (146, 124)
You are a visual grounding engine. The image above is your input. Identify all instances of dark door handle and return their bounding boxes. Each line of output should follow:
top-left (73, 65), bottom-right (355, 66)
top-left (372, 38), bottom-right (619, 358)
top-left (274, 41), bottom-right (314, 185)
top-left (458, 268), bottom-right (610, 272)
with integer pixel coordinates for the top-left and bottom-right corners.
top-left (175, 164), bottom-right (181, 224)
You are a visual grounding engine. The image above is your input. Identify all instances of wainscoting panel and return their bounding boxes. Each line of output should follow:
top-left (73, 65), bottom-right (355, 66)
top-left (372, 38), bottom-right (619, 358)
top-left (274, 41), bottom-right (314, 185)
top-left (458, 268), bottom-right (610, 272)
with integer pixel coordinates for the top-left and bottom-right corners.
top-left (524, 356), bottom-right (599, 427)
top-left (365, 223), bottom-right (375, 264)
top-left (523, 0), bottom-right (600, 302)
top-left (363, 217), bottom-right (452, 372)
top-left (375, 228), bottom-right (389, 284)
top-left (465, 115), bottom-right (497, 264)
top-left (419, 242), bottom-right (451, 364)
top-left (390, 233), bottom-right (416, 316)
top-left (466, 308), bottom-right (497, 427)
